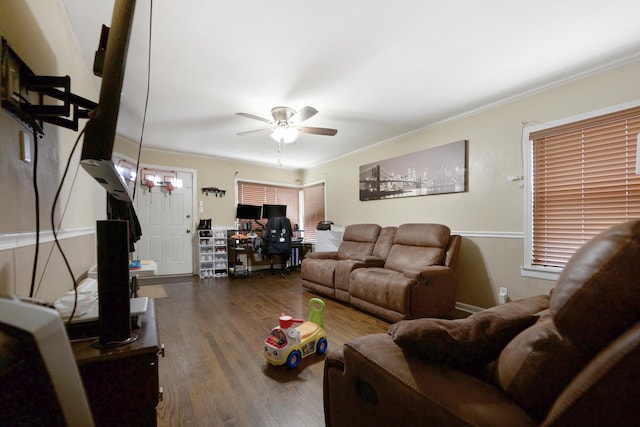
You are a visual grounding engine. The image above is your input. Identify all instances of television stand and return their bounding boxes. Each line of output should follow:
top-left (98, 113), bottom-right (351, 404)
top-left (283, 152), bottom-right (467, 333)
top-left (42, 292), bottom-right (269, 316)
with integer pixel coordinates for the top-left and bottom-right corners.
top-left (71, 298), bottom-right (162, 426)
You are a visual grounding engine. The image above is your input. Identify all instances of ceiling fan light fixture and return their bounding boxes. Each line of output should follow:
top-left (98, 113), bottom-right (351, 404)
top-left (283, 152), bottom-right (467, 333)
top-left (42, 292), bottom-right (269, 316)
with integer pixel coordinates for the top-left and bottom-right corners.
top-left (271, 126), bottom-right (285, 142)
top-left (238, 105), bottom-right (336, 143)
top-left (283, 127), bottom-right (298, 144)
top-left (271, 125), bottom-right (299, 143)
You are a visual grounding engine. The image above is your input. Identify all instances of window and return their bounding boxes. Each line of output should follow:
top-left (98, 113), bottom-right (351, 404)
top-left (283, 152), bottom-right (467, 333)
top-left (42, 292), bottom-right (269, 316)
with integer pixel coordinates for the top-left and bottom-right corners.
top-left (302, 182), bottom-right (325, 242)
top-left (523, 104), bottom-right (640, 279)
top-left (236, 180), bottom-right (325, 241)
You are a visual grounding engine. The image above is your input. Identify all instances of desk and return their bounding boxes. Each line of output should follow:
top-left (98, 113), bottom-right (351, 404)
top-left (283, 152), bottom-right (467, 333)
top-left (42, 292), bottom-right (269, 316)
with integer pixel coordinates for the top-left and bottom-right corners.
top-left (228, 237), bottom-right (252, 277)
top-left (290, 241), bottom-right (313, 267)
top-left (227, 235), bottom-right (312, 275)
top-left (71, 299), bottom-right (161, 427)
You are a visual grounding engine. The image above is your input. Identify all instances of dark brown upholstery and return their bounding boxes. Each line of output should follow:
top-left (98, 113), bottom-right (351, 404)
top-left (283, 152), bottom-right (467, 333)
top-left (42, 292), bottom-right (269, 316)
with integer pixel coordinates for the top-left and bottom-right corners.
top-left (324, 220), bottom-right (640, 426)
top-left (349, 223), bottom-right (461, 321)
top-left (301, 224), bottom-right (384, 302)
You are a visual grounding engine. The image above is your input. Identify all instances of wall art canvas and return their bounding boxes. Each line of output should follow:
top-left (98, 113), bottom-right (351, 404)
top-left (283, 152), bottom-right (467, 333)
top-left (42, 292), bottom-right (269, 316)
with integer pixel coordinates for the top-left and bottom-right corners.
top-left (359, 140), bottom-right (468, 201)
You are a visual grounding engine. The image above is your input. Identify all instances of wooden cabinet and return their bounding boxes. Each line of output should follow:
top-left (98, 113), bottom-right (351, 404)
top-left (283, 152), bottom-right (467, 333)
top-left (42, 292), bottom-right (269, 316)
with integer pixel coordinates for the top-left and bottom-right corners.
top-left (72, 299), bottom-right (162, 427)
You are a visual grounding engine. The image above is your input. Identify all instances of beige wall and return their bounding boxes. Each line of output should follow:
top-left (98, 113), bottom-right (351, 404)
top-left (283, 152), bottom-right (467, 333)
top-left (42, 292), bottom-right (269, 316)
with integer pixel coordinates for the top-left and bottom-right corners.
top-left (114, 140), bottom-right (303, 227)
top-left (303, 59), bottom-right (640, 308)
top-left (0, 0), bottom-right (101, 299)
top-left (2, 0), bottom-right (639, 309)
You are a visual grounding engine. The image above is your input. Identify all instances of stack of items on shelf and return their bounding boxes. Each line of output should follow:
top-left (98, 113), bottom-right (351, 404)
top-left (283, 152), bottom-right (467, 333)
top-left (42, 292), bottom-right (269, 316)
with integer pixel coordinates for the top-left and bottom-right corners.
top-left (213, 228), bottom-right (229, 278)
top-left (197, 220), bottom-right (228, 279)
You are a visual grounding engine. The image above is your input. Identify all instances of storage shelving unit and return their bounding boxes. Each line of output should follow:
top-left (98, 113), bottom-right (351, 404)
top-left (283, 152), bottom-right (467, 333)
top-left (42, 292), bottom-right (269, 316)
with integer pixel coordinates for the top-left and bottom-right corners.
top-left (212, 227), bottom-right (229, 278)
top-left (198, 226), bottom-right (229, 278)
top-left (198, 227), bottom-right (215, 278)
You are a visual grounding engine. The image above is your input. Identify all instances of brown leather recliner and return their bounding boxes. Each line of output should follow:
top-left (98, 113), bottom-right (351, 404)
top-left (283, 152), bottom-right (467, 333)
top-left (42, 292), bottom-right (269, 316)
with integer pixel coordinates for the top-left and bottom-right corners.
top-left (324, 220), bottom-right (640, 426)
top-left (302, 224), bottom-right (392, 302)
top-left (348, 223), bottom-right (461, 322)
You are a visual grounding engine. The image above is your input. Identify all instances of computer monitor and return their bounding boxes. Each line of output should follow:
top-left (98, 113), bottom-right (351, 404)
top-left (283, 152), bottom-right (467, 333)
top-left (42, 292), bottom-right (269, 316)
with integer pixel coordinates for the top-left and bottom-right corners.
top-left (262, 204), bottom-right (287, 219)
top-left (0, 295), bottom-right (94, 426)
top-left (80, 0), bottom-right (136, 203)
top-left (236, 204), bottom-right (262, 221)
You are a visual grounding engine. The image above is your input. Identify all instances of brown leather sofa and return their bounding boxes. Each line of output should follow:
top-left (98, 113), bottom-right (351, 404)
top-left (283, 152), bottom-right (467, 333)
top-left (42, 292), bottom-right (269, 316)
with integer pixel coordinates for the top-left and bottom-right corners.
top-left (349, 223), bottom-right (461, 322)
top-left (302, 223), bottom-right (460, 322)
top-left (302, 224), bottom-right (390, 302)
top-left (324, 220), bottom-right (640, 426)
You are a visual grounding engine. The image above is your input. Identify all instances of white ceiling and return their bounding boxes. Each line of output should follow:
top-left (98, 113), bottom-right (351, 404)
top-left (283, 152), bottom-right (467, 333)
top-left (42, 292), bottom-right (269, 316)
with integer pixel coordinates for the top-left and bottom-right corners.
top-left (62, 0), bottom-right (640, 170)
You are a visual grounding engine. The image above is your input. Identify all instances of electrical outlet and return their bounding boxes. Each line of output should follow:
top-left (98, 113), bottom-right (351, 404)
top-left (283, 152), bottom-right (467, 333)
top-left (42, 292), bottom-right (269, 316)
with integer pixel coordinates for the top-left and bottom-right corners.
top-left (19, 130), bottom-right (31, 162)
top-left (498, 287), bottom-right (508, 305)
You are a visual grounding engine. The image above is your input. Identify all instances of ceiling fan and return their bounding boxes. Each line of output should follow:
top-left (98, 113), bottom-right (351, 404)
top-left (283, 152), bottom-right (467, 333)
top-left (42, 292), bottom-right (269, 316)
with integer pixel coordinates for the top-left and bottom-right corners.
top-left (235, 106), bottom-right (338, 144)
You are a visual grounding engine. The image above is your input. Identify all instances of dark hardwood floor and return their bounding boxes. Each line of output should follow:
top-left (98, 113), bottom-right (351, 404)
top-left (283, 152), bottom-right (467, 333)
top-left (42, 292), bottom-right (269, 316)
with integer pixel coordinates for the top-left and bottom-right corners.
top-left (147, 270), bottom-right (391, 427)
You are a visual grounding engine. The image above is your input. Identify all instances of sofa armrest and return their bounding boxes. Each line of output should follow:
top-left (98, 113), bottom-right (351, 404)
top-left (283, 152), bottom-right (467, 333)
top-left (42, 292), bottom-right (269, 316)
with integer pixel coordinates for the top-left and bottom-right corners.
top-left (324, 333), bottom-right (536, 427)
top-left (349, 255), bottom-right (385, 264)
top-left (402, 266), bottom-right (458, 318)
top-left (305, 251), bottom-right (339, 260)
top-left (403, 264), bottom-right (450, 281)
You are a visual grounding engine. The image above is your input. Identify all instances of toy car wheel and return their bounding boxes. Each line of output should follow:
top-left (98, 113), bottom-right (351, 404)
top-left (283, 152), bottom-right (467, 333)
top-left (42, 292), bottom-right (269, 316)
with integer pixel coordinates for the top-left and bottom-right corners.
top-left (285, 350), bottom-right (301, 368)
top-left (317, 337), bottom-right (328, 355)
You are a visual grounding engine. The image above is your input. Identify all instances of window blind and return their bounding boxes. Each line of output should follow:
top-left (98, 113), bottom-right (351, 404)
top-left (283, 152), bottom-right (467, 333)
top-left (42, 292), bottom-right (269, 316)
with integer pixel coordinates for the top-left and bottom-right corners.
top-left (529, 106), bottom-right (640, 268)
top-left (302, 183), bottom-right (325, 242)
top-left (236, 181), bottom-right (300, 227)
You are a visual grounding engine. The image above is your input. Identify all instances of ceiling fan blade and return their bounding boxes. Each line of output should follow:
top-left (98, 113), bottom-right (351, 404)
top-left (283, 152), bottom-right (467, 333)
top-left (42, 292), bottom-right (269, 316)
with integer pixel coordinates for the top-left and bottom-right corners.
top-left (300, 126), bottom-right (338, 136)
top-left (289, 106), bottom-right (318, 124)
top-left (236, 128), bottom-right (271, 136)
top-left (235, 112), bottom-right (273, 124)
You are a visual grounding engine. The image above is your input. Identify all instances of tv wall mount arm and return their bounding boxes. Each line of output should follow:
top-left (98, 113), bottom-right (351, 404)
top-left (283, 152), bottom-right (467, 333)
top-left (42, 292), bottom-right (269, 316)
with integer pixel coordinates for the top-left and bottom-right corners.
top-left (1, 38), bottom-right (97, 136)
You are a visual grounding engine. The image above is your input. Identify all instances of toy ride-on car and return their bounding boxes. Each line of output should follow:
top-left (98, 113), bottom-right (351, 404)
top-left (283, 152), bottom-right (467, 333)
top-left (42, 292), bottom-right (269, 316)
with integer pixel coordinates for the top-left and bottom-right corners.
top-left (263, 298), bottom-right (328, 369)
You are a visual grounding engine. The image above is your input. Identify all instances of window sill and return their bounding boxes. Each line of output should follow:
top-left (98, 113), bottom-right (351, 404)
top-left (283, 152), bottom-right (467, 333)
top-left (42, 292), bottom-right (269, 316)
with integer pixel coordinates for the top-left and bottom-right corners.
top-left (520, 266), bottom-right (561, 281)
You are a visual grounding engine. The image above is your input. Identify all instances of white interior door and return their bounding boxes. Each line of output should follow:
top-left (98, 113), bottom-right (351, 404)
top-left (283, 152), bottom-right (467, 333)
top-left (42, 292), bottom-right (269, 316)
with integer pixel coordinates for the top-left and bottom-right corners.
top-left (135, 171), bottom-right (194, 275)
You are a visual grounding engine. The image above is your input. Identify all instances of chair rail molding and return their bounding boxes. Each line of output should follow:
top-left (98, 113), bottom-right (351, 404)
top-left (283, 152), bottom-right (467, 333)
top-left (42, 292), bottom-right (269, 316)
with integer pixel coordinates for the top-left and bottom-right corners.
top-left (0, 227), bottom-right (95, 251)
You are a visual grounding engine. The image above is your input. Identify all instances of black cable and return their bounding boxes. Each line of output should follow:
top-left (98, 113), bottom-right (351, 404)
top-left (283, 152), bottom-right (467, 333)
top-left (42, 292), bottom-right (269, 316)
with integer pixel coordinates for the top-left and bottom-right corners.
top-left (50, 128), bottom-right (86, 323)
top-left (133, 0), bottom-right (153, 201)
top-left (28, 125), bottom-right (39, 298)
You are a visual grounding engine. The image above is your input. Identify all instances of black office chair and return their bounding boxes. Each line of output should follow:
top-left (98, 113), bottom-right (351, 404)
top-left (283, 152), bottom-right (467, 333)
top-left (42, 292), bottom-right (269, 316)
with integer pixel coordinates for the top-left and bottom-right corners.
top-left (262, 216), bottom-right (292, 277)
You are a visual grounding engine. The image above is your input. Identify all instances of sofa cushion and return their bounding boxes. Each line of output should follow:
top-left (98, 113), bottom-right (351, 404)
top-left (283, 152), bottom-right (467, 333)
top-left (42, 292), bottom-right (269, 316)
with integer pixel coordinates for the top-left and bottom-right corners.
top-left (394, 223), bottom-right (451, 247)
top-left (385, 246), bottom-right (445, 274)
top-left (300, 258), bottom-right (336, 287)
top-left (336, 224), bottom-right (381, 260)
top-left (388, 295), bottom-right (550, 372)
top-left (551, 220), bottom-right (640, 355)
top-left (491, 315), bottom-right (586, 421)
top-left (337, 241), bottom-right (377, 260)
top-left (383, 224), bottom-right (450, 273)
top-left (372, 226), bottom-right (397, 260)
top-left (350, 267), bottom-right (414, 314)
top-left (342, 223), bottom-right (382, 242)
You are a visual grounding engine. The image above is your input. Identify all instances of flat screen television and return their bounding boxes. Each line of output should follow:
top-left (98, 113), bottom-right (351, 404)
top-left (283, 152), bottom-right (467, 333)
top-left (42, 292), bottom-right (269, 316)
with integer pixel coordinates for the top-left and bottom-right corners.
top-left (80, 0), bottom-right (136, 203)
top-left (0, 295), bottom-right (94, 426)
top-left (77, 0), bottom-right (141, 346)
top-left (236, 204), bottom-right (262, 220)
top-left (262, 204), bottom-right (287, 219)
